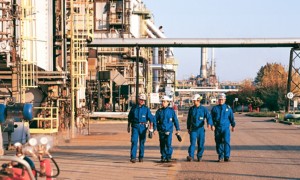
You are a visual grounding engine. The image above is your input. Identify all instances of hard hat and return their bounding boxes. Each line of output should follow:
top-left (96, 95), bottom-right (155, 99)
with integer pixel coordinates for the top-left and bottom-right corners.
top-left (191, 94), bottom-right (202, 101)
top-left (218, 93), bottom-right (226, 99)
top-left (138, 93), bottom-right (147, 100)
top-left (161, 95), bottom-right (172, 101)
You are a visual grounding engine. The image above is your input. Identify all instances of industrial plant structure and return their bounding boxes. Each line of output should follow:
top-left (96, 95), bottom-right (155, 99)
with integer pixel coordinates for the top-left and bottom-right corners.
top-left (0, 0), bottom-right (178, 135)
top-left (2, 0), bottom-right (299, 140)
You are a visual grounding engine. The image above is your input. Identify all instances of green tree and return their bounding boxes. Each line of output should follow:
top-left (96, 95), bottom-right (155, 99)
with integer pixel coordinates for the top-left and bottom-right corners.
top-left (225, 92), bottom-right (238, 108)
top-left (246, 96), bottom-right (263, 109)
top-left (226, 79), bottom-right (261, 111)
top-left (237, 79), bottom-right (256, 105)
top-left (254, 63), bottom-right (287, 111)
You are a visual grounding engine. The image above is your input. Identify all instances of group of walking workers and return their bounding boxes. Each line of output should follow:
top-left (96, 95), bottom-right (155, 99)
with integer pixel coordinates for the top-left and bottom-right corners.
top-left (127, 93), bottom-right (236, 163)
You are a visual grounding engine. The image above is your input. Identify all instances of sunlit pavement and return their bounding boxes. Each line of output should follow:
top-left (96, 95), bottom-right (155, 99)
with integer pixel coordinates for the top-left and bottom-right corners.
top-left (2, 113), bottom-right (299, 180)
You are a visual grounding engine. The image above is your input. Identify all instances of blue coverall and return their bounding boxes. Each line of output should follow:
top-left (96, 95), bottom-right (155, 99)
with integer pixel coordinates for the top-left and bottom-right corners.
top-left (128, 104), bottom-right (154, 160)
top-left (211, 104), bottom-right (236, 160)
top-left (187, 105), bottom-right (213, 160)
top-left (155, 107), bottom-right (180, 161)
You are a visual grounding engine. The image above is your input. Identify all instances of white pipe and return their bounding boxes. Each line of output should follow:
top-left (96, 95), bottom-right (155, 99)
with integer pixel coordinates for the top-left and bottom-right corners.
top-left (145, 28), bottom-right (156, 39)
top-left (211, 48), bottom-right (215, 76)
top-left (88, 38), bottom-right (300, 47)
top-left (152, 47), bottom-right (159, 93)
top-left (145, 20), bottom-right (175, 93)
top-left (150, 64), bottom-right (174, 70)
top-left (146, 28), bottom-right (159, 92)
top-left (145, 19), bottom-right (166, 38)
top-left (175, 88), bottom-right (239, 92)
top-left (145, 21), bottom-right (161, 93)
top-left (145, 20), bottom-right (173, 57)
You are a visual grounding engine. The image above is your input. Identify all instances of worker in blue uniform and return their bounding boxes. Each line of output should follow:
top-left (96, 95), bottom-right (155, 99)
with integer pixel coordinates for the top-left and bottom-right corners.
top-left (211, 93), bottom-right (236, 162)
top-left (127, 93), bottom-right (154, 163)
top-left (154, 95), bottom-right (180, 163)
top-left (186, 94), bottom-right (213, 162)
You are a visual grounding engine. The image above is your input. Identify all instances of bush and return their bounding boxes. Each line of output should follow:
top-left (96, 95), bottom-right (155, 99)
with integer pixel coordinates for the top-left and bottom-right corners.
top-left (245, 112), bottom-right (277, 117)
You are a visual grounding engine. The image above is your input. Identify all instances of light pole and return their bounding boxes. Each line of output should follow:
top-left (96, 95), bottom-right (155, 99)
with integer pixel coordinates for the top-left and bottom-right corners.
top-left (232, 98), bottom-right (238, 113)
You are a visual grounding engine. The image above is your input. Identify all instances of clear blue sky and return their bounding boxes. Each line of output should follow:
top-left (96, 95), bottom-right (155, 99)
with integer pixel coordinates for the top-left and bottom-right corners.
top-left (142, 0), bottom-right (300, 82)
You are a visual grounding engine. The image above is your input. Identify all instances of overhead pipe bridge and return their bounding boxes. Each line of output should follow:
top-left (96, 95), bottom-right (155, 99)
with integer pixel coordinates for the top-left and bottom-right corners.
top-left (88, 38), bottom-right (300, 112)
top-left (88, 38), bottom-right (300, 48)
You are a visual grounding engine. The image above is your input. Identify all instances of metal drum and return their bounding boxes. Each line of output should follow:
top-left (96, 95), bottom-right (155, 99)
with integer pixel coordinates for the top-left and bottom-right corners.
top-left (23, 103), bottom-right (33, 121)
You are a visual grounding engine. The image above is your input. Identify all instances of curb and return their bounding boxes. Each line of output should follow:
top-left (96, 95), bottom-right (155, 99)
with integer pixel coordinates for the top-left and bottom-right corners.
top-left (272, 118), bottom-right (294, 125)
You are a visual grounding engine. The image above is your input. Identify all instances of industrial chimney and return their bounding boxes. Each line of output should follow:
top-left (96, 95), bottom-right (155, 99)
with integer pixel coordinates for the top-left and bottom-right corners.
top-left (200, 48), bottom-right (207, 79)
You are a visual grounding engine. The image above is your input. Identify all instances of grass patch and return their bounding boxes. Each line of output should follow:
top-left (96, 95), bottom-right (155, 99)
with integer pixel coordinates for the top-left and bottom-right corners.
top-left (245, 111), bottom-right (300, 125)
top-left (285, 118), bottom-right (300, 125)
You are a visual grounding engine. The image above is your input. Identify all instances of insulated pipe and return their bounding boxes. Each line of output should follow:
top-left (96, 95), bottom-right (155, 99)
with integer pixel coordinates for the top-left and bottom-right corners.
top-left (150, 64), bottom-right (174, 70)
top-left (145, 28), bottom-right (156, 39)
top-left (175, 89), bottom-right (239, 92)
top-left (211, 48), bottom-right (215, 76)
top-left (145, 20), bottom-right (166, 38)
top-left (88, 38), bottom-right (300, 48)
top-left (153, 47), bottom-right (159, 93)
top-left (145, 20), bottom-right (173, 57)
top-left (145, 22), bottom-right (160, 93)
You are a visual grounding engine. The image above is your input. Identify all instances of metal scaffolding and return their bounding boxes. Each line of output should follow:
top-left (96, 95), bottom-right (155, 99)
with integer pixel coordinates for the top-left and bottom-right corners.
top-left (20, 0), bottom-right (37, 103)
top-left (69, 0), bottom-right (93, 137)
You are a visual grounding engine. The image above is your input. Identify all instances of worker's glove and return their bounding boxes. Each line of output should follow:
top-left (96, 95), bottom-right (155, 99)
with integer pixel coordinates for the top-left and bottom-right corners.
top-left (175, 131), bottom-right (182, 142)
top-left (148, 129), bottom-right (154, 139)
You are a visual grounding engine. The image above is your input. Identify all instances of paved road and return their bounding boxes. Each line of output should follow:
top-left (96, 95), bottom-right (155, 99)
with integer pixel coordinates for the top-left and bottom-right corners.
top-left (50, 113), bottom-right (300, 180)
top-left (2, 113), bottom-right (299, 179)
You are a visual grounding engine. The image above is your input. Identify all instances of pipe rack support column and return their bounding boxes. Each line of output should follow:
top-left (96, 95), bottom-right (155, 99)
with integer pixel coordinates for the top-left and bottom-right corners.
top-left (136, 46), bottom-right (140, 103)
top-left (286, 48), bottom-right (294, 112)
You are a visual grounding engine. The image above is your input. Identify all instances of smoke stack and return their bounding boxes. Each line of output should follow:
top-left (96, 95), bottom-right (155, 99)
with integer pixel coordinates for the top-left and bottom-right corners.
top-left (200, 48), bottom-right (207, 79)
top-left (211, 48), bottom-right (215, 76)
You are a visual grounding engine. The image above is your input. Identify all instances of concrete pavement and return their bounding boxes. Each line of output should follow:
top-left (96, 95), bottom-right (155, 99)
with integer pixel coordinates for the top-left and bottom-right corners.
top-left (52, 113), bottom-right (300, 180)
top-left (1, 113), bottom-right (300, 179)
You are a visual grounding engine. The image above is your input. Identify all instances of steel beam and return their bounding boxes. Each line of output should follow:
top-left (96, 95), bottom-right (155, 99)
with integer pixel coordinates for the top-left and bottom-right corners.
top-left (286, 48), bottom-right (300, 112)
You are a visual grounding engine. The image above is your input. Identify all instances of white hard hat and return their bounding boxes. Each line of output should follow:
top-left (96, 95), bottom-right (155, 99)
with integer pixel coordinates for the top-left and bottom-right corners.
top-left (161, 95), bottom-right (172, 101)
top-left (138, 93), bottom-right (147, 100)
top-left (191, 94), bottom-right (202, 101)
top-left (218, 93), bottom-right (226, 99)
